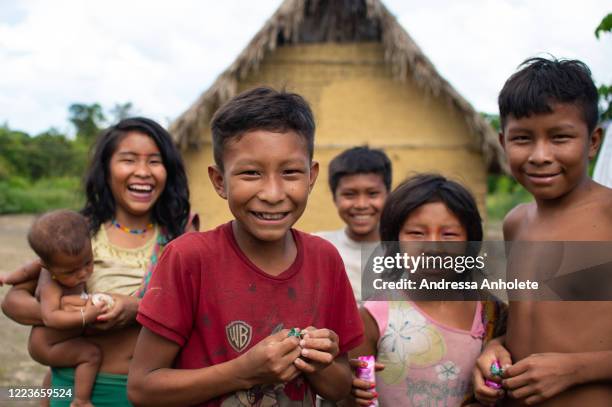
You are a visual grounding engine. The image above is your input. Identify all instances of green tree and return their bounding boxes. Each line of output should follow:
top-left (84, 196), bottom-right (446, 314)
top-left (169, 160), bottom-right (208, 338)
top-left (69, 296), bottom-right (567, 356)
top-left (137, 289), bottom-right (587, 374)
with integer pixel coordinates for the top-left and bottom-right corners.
top-left (481, 113), bottom-right (500, 132)
top-left (69, 103), bottom-right (106, 143)
top-left (30, 130), bottom-right (82, 178)
top-left (595, 13), bottom-right (612, 121)
top-left (595, 13), bottom-right (612, 39)
top-left (109, 102), bottom-right (135, 122)
top-left (0, 153), bottom-right (12, 180)
top-left (0, 124), bottom-right (86, 180)
top-left (0, 125), bottom-right (30, 177)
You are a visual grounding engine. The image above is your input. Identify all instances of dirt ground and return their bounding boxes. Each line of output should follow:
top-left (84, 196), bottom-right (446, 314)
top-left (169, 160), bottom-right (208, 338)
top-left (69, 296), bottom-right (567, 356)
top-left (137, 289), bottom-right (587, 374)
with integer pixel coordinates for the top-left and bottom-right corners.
top-left (0, 215), bottom-right (45, 406)
top-left (0, 214), bottom-right (45, 385)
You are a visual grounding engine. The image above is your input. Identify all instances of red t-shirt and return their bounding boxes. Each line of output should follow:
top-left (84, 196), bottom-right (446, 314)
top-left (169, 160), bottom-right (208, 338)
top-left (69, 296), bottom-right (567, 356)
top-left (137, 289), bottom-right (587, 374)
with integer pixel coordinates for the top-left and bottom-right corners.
top-left (137, 222), bottom-right (364, 406)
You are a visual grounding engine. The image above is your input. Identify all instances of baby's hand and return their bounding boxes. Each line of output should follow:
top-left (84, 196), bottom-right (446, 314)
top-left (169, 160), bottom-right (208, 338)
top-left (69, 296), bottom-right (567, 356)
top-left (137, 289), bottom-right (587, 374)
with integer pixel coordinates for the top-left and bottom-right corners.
top-left (473, 338), bottom-right (512, 405)
top-left (503, 352), bottom-right (578, 405)
top-left (294, 326), bottom-right (339, 374)
top-left (348, 358), bottom-right (384, 406)
top-left (83, 297), bottom-right (107, 324)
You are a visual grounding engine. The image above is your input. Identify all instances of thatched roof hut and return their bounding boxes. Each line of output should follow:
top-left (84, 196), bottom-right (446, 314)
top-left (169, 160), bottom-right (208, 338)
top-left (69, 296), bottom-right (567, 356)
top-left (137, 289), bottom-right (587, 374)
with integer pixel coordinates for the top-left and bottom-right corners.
top-left (170, 0), bottom-right (506, 231)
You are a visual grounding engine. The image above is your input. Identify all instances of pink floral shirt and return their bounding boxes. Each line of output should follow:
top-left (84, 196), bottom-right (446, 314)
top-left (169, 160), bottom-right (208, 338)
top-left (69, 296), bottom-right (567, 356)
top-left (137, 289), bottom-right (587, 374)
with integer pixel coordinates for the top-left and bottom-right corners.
top-left (364, 301), bottom-right (485, 406)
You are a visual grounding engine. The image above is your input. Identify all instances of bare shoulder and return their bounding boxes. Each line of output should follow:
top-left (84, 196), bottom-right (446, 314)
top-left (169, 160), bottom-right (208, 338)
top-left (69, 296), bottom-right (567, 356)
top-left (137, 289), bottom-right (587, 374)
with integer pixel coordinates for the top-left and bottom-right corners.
top-left (582, 184), bottom-right (612, 236)
top-left (502, 203), bottom-right (533, 240)
top-left (595, 184), bottom-right (612, 218)
top-left (37, 270), bottom-right (63, 304)
top-left (36, 268), bottom-right (54, 289)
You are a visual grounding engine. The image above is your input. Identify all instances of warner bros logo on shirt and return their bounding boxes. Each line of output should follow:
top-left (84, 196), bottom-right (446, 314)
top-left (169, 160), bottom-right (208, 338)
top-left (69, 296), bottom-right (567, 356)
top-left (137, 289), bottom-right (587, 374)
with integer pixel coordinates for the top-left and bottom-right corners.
top-left (226, 320), bottom-right (253, 353)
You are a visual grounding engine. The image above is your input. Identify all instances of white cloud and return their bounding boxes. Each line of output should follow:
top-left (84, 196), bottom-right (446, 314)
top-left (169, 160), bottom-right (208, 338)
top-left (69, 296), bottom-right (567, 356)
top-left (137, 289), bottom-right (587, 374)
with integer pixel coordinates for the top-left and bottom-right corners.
top-left (388, 0), bottom-right (612, 113)
top-left (1, 0), bottom-right (610, 134)
top-left (0, 0), bottom-right (281, 133)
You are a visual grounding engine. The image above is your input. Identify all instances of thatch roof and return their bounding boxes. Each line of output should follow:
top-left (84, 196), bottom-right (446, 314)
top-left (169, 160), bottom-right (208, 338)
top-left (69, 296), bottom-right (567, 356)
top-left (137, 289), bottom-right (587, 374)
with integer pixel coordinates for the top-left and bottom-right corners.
top-left (169, 0), bottom-right (507, 173)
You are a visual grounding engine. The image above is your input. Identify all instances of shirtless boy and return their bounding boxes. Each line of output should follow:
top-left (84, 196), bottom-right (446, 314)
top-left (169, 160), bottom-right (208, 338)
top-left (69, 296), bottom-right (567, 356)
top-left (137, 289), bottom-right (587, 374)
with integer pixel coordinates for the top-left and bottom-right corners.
top-left (473, 58), bottom-right (612, 406)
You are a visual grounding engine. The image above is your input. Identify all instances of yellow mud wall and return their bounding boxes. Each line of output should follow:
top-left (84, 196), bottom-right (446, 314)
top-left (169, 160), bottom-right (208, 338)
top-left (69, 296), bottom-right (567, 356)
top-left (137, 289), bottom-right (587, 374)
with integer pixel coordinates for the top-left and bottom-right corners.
top-left (183, 43), bottom-right (487, 232)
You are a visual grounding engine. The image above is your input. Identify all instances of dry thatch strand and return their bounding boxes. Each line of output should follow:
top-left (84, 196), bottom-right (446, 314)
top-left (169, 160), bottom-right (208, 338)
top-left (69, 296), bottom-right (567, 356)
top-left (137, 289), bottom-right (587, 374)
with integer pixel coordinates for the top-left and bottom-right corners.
top-left (169, 0), bottom-right (507, 173)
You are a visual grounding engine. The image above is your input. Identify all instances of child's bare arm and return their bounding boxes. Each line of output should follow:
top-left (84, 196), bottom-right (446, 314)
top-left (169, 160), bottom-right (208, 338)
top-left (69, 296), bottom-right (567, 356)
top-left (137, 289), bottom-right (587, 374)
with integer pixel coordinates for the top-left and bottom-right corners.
top-left (293, 327), bottom-right (352, 401)
top-left (0, 259), bottom-right (41, 286)
top-left (503, 350), bottom-right (612, 404)
top-left (39, 275), bottom-right (104, 330)
top-left (305, 351), bottom-right (352, 401)
top-left (1, 279), bottom-right (43, 325)
top-left (346, 307), bottom-right (382, 406)
top-left (60, 294), bottom-right (88, 310)
top-left (575, 351), bottom-right (612, 384)
top-left (128, 328), bottom-right (301, 407)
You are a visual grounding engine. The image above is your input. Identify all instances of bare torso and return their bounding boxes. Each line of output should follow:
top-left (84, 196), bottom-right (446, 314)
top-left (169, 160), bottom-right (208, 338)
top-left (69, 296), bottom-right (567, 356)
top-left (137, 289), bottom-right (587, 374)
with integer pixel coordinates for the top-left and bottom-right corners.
top-left (86, 325), bottom-right (140, 374)
top-left (84, 223), bottom-right (154, 374)
top-left (503, 185), bottom-right (612, 405)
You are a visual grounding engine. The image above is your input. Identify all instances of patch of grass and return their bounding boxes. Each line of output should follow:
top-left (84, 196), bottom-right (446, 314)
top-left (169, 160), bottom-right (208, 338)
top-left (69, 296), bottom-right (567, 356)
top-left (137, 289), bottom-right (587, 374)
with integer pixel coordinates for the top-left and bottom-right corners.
top-left (0, 177), bottom-right (84, 214)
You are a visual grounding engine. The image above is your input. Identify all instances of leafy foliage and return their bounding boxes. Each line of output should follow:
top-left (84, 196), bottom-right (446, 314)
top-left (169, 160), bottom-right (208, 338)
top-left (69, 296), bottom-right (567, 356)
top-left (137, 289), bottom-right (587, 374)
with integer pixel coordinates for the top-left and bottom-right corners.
top-left (0, 101), bottom-right (136, 213)
top-left (481, 112), bottom-right (501, 132)
top-left (68, 103), bottom-right (106, 143)
top-left (595, 13), bottom-right (612, 39)
top-left (480, 113), bottom-right (533, 220)
top-left (0, 126), bottom-right (85, 181)
top-left (0, 177), bottom-right (83, 214)
top-left (599, 84), bottom-right (612, 122)
top-left (110, 102), bottom-right (136, 122)
top-left (595, 14), bottom-right (612, 121)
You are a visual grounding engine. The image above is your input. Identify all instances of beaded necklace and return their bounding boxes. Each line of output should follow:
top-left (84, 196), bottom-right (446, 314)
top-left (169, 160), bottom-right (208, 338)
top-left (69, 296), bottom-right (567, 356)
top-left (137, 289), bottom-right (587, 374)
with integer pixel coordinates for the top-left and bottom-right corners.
top-left (111, 219), bottom-right (154, 235)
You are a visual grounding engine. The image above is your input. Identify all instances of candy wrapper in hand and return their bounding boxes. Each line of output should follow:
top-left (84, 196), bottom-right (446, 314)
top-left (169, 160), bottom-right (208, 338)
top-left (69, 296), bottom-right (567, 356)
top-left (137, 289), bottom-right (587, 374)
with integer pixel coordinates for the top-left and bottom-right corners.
top-left (91, 293), bottom-right (115, 309)
top-left (357, 355), bottom-right (378, 406)
top-left (486, 360), bottom-right (504, 389)
top-left (485, 379), bottom-right (502, 389)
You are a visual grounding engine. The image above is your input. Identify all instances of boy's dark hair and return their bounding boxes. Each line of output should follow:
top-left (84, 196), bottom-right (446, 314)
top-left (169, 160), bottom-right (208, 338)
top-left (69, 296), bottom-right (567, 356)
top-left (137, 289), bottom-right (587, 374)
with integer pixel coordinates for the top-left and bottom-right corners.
top-left (328, 146), bottom-right (392, 195)
top-left (82, 117), bottom-right (190, 240)
top-left (380, 174), bottom-right (482, 243)
top-left (28, 210), bottom-right (90, 265)
top-left (499, 57), bottom-right (599, 134)
top-left (210, 87), bottom-right (315, 169)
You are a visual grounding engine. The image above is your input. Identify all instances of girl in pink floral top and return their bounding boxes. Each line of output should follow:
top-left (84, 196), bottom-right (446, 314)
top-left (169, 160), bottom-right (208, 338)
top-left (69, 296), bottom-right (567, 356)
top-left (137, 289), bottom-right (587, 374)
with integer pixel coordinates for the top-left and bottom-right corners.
top-left (348, 174), bottom-right (506, 406)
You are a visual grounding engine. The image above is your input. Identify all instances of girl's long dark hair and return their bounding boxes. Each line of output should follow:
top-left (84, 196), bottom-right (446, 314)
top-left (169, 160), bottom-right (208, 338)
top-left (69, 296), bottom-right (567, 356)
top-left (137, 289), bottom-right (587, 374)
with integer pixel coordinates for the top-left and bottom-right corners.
top-left (380, 173), bottom-right (483, 243)
top-left (378, 174), bottom-right (483, 280)
top-left (82, 117), bottom-right (190, 240)
top-left (365, 174), bottom-right (485, 301)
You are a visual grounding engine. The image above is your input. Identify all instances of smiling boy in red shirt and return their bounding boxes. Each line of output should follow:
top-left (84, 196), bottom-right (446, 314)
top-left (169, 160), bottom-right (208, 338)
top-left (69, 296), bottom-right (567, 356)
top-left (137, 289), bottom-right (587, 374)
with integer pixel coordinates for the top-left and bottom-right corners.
top-left (128, 87), bottom-right (364, 406)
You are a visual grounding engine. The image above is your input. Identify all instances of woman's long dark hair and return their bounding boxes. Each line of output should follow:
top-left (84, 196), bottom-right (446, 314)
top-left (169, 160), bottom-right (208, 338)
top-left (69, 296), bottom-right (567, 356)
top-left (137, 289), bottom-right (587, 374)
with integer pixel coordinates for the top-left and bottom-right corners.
top-left (81, 117), bottom-right (190, 240)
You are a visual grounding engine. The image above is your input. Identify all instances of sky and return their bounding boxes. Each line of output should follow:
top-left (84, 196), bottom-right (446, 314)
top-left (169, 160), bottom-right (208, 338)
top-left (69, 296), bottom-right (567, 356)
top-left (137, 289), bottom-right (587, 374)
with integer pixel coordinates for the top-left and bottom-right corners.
top-left (1, 0), bottom-right (610, 135)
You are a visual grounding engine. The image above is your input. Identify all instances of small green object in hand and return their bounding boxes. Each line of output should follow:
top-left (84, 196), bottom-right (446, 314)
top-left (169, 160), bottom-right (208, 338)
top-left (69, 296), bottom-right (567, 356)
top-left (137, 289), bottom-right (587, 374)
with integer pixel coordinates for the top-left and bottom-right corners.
top-left (490, 360), bottom-right (504, 377)
top-left (288, 328), bottom-right (302, 338)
